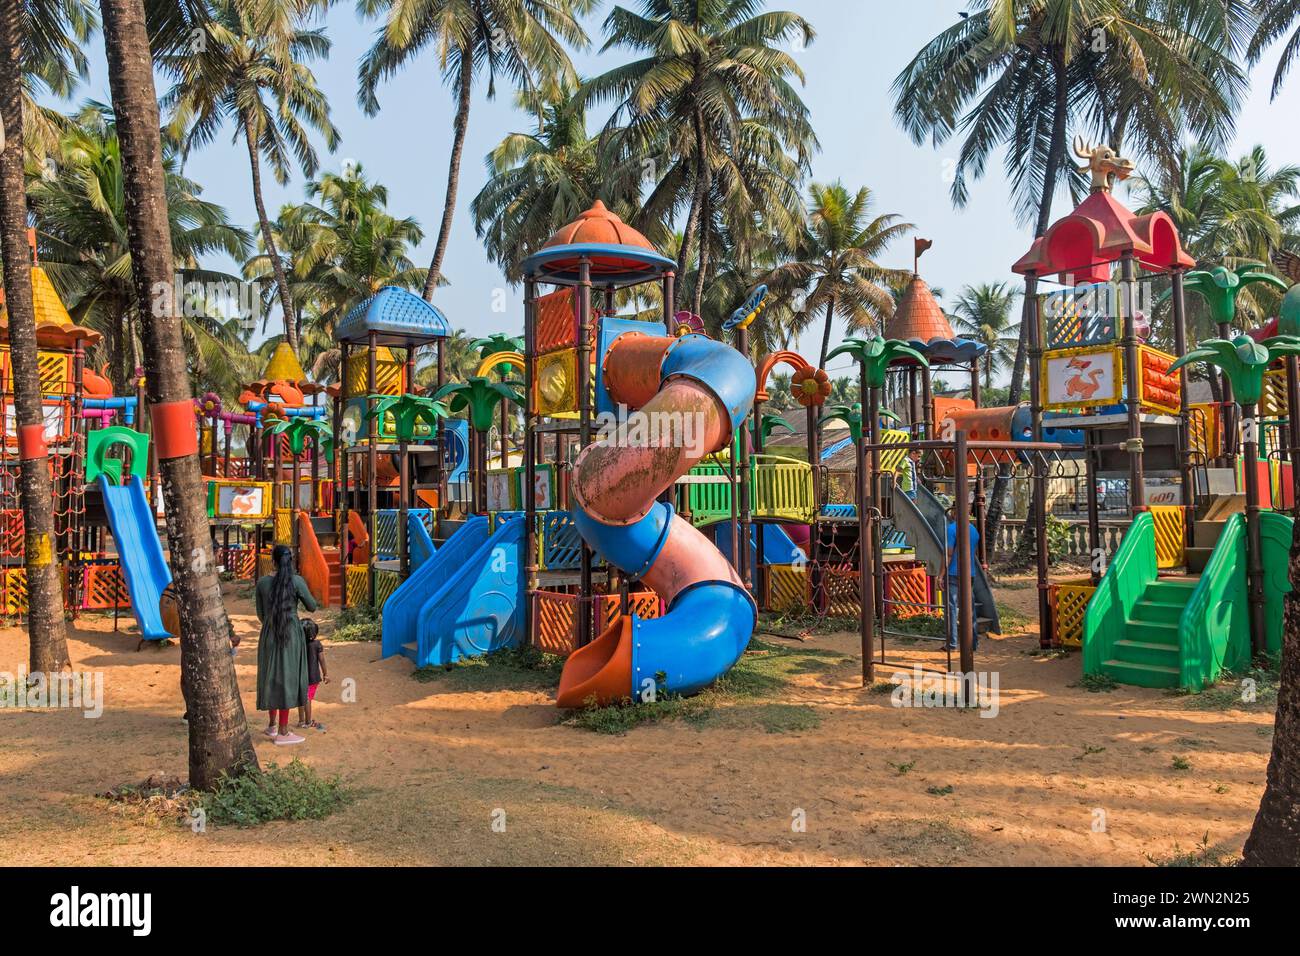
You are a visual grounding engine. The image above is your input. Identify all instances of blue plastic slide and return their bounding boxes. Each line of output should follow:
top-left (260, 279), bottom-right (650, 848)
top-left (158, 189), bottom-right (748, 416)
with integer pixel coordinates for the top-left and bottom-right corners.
top-left (409, 514), bottom-right (437, 571)
top-left (410, 518), bottom-right (527, 667)
top-left (99, 475), bottom-right (173, 641)
top-left (711, 523), bottom-right (804, 567)
top-left (381, 515), bottom-right (488, 660)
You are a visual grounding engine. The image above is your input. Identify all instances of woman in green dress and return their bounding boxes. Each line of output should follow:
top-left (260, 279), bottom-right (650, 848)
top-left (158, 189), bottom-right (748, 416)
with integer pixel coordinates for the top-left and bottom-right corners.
top-left (256, 544), bottom-right (318, 744)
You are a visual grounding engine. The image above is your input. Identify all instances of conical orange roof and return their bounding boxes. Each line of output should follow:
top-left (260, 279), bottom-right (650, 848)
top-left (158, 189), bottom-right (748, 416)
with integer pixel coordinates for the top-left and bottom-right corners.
top-left (262, 342), bottom-right (307, 384)
top-left (543, 200), bottom-right (655, 250)
top-left (884, 275), bottom-right (953, 344)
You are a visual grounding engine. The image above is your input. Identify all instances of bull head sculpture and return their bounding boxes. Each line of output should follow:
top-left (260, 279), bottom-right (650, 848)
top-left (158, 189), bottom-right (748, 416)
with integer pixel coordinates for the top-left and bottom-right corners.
top-left (1073, 136), bottom-right (1135, 193)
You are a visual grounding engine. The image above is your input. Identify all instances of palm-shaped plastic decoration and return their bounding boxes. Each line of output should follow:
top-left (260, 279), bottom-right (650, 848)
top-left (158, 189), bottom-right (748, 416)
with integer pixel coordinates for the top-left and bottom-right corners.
top-left (430, 377), bottom-right (525, 433)
top-left (366, 394), bottom-right (449, 445)
top-left (269, 416), bottom-right (334, 459)
top-left (1161, 263), bottom-right (1289, 327)
top-left (819, 403), bottom-right (864, 443)
top-left (472, 333), bottom-right (526, 377)
top-left (1168, 335), bottom-right (1300, 406)
top-left (755, 414), bottom-right (794, 444)
top-left (826, 336), bottom-right (929, 389)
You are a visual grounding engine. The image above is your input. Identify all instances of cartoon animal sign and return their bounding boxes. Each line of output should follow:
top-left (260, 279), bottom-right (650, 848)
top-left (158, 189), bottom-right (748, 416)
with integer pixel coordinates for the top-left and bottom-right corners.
top-left (1044, 348), bottom-right (1121, 410)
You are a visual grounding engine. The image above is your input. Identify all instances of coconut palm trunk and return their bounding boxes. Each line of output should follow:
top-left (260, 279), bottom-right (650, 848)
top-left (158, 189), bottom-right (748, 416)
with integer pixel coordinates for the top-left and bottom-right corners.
top-left (818, 297), bottom-right (837, 371)
top-left (0, 0), bottom-right (71, 673)
top-left (98, 0), bottom-right (256, 788)
top-left (1244, 514), bottom-right (1300, 864)
top-left (243, 115), bottom-right (298, 351)
top-left (422, 53), bottom-right (473, 302)
top-left (986, 56), bottom-right (1070, 553)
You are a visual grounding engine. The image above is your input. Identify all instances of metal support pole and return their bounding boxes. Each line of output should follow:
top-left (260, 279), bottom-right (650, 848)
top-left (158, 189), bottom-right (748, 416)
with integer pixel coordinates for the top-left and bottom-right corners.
top-left (524, 279), bottom-right (539, 650)
top-left (577, 261), bottom-right (594, 647)
top-left (955, 430), bottom-right (975, 682)
top-left (1243, 401), bottom-right (1267, 655)
top-left (367, 330), bottom-right (378, 607)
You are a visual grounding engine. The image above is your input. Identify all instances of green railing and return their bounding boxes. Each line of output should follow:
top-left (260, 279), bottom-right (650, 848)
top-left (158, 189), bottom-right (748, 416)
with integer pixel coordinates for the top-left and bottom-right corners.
top-left (684, 454), bottom-right (816, 527)
top-left (1179, 514), bottom-right (1247, 690)
top-left (1082, 512), bottom-right (1159, 677)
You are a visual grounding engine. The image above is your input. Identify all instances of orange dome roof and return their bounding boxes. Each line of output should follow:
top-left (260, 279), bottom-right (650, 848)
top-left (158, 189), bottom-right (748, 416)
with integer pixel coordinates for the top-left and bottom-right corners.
top-left (543, 201), bottom-right (655, 250)
top-left (884, 275), bottom-right (954, 344)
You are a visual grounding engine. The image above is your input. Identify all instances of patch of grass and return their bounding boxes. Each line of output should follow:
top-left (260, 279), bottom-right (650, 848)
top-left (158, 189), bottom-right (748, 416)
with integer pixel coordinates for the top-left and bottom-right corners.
top-left (926, 784), bottom-right (954, 797)
top-left (1150, 832), bottom-right (1236, 867)
top-left (870, 680), bottom-right (902, 696)
top-left (199, 760), bottom-right (352, 828)
top-left (413, 644), bottom-right (565, 690)
top-left (331, 604), bottom-right (381, 643)
top-left (745, 703), bottom-right (822, 735)
top-left (1074, 745), bottom-right (1106, 760)
top-left (561, 638), bottom-right (847, 736)
top-left (886, 614), bottom-right (945, 638)
top-left (1171, 755), bottom-right (1192, 771)
top-left (996, 604), bottom-right (1032, 631)
top-left (1178, 656), bottom-right (1281, 712)
top-left (1070, 673), bottom-right (1119, 693)
top-left (890, 760), bottom-right (916, 775)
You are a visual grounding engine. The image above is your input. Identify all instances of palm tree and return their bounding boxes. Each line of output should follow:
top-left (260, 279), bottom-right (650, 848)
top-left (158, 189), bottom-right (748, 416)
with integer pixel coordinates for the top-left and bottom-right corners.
top-left (762, 182), bottom-right (913, 369)
top-left (0, 0), bottom-right (86, 673)
top-left (10, 0), bottom-right (96, 160)
top-left (894, 0), bottom-right (1251, 414)
top-left (162, 0), bottom-right (340, 351)
top-left (98, 0), bottom-right (256, 787)
top-left (584, 0), bottom-right (816, 309)
top-left (1132, 145), bottom-right (1300, 269)
top-left (30, 103), bottom-right (254, 396)
top-left (472, 77), bottom-right (643, 282)
top-left (431, 375), bottom-right (523, 509)
top-left (357, 0), bottom-right (592, 301)
top-left (245, 165), bottom-right (426, 380)
top-left (950, 282), bottom-right (1021, 390)
top-left (1249, 0), bottom-right (1300, 99)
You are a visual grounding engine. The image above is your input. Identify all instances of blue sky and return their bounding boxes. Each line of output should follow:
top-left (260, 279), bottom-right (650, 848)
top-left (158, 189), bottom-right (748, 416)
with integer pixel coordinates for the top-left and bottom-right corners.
top-left (42, 2), bottom-right (1300, 383)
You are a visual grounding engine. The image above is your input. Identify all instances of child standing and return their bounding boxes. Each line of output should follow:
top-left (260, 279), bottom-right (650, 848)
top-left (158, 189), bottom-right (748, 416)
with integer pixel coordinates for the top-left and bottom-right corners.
top-left (298, 618), bottom-right (328, 731)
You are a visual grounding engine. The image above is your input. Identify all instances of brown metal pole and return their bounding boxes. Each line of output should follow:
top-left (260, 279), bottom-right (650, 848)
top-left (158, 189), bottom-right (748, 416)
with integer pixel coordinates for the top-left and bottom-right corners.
top-left (1086, 431), bottom-right (1102, 585)
top-left (1170, 269), bottom-right (1195, 540)
top-left (337, 341), bottom-right (350, 608)
top-left (1286, 355), bottom-right (1300, 514)
top-left (1243, 401), bottom-right (1267, 656)
top-left (524, 278), bottom-right (538, 649)
top-left (859, 362), bottom-right (875, 684)
top-left (1025, 273), bottom-right (1052, 644)
top-left (367, 330), bottom-right (378, 607)
top-left (737, 327), bottom-right (753, 593)
top-left (577, 261), bottom-right (594, 647)
top-left (955, 430), bottom-right (975, 681)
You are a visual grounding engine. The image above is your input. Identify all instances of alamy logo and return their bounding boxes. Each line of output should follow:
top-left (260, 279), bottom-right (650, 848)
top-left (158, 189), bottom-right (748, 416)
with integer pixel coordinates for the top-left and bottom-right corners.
top-left (49, 886), bottom-right (151, 936)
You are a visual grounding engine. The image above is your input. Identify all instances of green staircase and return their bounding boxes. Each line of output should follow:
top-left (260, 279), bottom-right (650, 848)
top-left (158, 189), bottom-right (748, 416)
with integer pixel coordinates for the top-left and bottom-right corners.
top-left (1101, 577), bottom-right (1197, 688)
top-left (1083, 510), bottom-right (1292, 691)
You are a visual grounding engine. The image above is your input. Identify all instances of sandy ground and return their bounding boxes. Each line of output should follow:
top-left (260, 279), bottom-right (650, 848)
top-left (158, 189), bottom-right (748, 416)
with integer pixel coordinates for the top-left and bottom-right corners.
top-left (0, 574), bottom-right (1275, 866)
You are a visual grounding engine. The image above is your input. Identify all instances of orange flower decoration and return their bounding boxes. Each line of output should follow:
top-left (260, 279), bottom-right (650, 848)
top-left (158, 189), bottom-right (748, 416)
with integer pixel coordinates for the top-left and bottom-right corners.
top-left (792, 366), bottom-right (831, 407)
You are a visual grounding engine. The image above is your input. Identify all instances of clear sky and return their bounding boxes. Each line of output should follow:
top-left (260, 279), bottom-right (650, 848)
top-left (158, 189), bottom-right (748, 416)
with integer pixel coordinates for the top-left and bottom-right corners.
top-left (41, 2), bottom-right (1300, 383)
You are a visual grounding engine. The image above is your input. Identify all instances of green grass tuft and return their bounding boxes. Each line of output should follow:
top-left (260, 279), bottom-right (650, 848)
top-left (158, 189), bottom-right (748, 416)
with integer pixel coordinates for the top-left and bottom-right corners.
top-left (413, 643), bottom-right (566, 690)
top-left (331, 604), bottom-right (381, 643)
top-left (199, 760), bottom-right (352, 827)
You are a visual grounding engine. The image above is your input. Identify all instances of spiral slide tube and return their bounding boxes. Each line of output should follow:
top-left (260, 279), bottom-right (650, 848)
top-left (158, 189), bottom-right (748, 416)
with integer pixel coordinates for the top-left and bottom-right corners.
top-left (556, 333), bottom-right (758, 708)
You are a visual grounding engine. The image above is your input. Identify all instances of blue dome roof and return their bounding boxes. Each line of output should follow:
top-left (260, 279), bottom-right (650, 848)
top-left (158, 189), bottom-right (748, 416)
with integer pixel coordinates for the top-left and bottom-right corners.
top-left (336, 288), bottom-right (450, 346)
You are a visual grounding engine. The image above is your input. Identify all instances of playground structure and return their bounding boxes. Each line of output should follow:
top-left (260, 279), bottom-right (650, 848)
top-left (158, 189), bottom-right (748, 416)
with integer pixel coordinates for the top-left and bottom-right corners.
top-left (6, 142), bottom-right (1299, 710)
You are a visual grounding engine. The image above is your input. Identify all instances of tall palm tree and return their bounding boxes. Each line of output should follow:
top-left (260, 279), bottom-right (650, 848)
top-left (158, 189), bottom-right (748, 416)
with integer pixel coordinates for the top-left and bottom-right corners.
top-left (0, 0), bottom-right (89, 673)
top-left (584, 0), bottom-right (816, 307)
top-left (246, 165), bottom-right (427, 380)
top-left (357, 0), bottom-right (592, 301)
top-left (30, 102), bottom-right (254, 396)
top-left (762, 182), bottom-right (912, 369)
top-left (472, 77), bottom-right (642, 282)
top-left (950, 282), bottom-right (1021, 390)
top-left (11, 0), bottom-right (96, 159)
top-left (1249, 0), bottom-right (1300, 99)
top-left (162, 0), bottom-right (340, 351)
top-left (894, 0), bottom-right (1251, 411)
top-left (98, 0), bottom-right (257, 788)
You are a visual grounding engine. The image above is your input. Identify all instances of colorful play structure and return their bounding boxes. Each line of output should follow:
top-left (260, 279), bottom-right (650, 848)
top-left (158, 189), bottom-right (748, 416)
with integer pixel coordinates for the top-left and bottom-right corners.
top-left (7, 141), bottom-right (1300, 706)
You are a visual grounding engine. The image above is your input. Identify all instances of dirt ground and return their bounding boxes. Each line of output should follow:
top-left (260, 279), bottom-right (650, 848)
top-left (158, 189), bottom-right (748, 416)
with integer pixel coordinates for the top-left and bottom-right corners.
top-left (0, 574), bottom-right (1275, 866)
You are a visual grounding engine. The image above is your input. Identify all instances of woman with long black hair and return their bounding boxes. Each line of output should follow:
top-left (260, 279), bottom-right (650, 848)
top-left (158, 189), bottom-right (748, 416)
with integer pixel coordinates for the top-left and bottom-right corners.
top-left (255, 544), bottom-right (318, 744)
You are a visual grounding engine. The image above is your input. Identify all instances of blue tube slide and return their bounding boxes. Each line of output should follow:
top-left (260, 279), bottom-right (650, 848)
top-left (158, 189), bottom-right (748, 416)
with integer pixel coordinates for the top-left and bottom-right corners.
top-left (559, 333), bottom-right (757, 705)
top-left (99, 475), bottom-right (172, 640)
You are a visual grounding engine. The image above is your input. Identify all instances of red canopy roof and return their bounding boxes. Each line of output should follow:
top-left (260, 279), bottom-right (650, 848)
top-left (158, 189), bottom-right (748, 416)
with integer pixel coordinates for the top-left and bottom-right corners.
top-left (1013, 190), bottom-right (1194, 282)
